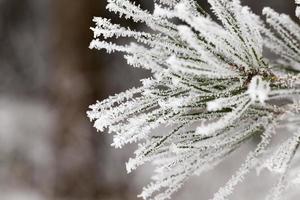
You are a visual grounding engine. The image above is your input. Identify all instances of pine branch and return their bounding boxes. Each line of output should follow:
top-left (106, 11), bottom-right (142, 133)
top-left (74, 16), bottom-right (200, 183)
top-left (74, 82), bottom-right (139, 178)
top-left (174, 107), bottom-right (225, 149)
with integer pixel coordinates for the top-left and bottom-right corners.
top-left (87, 1), bottom-right (300, 199)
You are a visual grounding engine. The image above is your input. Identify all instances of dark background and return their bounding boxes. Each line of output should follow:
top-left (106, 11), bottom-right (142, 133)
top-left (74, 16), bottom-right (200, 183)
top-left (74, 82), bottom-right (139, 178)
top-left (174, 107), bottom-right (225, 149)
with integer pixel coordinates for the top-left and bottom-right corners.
top-left (0, 1), bottom-right (296, 200)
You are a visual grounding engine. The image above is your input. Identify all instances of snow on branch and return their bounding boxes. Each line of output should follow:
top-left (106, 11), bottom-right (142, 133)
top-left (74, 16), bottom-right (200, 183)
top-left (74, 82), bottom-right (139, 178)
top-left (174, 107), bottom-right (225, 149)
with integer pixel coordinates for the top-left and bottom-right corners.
top-left (87, 0), bottom-right (300, 199)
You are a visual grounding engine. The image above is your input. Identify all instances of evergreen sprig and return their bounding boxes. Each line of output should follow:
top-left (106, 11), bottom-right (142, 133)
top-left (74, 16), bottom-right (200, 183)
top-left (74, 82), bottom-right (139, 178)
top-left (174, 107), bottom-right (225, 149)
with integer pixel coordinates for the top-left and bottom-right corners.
top-left (87, 0), bottom-right (300, 199)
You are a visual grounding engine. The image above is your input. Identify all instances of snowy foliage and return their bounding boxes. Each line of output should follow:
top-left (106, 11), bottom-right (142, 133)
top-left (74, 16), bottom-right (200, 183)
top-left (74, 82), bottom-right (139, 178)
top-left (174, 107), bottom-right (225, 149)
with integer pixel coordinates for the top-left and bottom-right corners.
top-left (87, 0), bottom-right (300, 199)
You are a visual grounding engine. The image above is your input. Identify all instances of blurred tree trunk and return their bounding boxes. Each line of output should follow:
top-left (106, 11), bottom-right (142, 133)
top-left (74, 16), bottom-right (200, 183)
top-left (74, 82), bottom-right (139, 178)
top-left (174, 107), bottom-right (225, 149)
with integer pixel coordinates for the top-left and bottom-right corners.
top-left (50, 0), bottom-right (106, 198)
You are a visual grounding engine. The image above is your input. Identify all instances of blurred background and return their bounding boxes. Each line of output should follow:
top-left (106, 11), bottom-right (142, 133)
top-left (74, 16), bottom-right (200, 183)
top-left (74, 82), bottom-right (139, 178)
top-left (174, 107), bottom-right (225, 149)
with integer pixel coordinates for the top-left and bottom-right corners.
top-left (0, 0), bottom-right (297, 200)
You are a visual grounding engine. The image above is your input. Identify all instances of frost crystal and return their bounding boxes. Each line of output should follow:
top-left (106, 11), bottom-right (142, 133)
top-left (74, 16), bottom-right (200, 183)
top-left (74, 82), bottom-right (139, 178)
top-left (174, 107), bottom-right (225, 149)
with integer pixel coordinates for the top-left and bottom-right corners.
top-left (87, 0), bottom-right (300, 199)
top-left (247, 76), bottom-right (270, 104)
top-left (296, 0), bottom-right (300, 18)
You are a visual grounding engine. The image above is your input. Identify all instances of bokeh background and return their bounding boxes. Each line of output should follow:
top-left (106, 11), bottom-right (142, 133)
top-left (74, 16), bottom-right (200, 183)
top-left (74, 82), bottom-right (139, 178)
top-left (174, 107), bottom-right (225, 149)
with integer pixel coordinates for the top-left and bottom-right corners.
top-left (0, 0), bottom-right (297, 200)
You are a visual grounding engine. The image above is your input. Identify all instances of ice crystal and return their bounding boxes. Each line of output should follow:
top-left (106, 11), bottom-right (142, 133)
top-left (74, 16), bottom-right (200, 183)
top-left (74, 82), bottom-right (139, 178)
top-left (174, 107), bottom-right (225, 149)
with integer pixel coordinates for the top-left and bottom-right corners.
top-left (296, 0), bottom-right (300, 18)
top-left (87, 0), bottom-right (300, 199)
